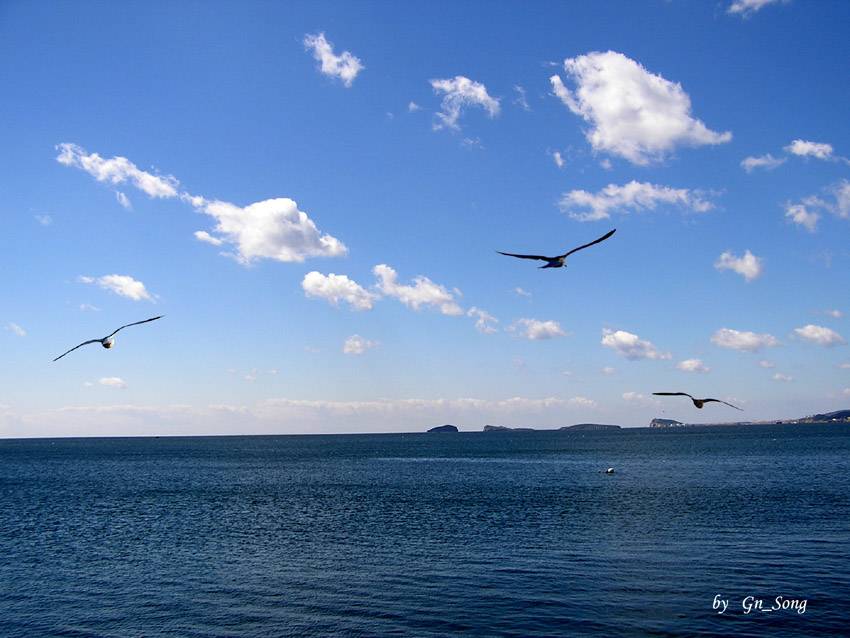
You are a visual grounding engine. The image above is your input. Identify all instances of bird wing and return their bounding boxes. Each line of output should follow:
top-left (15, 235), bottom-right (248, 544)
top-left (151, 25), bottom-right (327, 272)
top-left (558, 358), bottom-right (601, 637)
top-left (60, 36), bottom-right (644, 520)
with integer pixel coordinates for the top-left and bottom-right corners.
top-left (496, 251), bottom-right (551, 261)
top-left (53, 339), bottom-right (103, 362)
top-left (105, 315), bottom-right (164, 339)
top-left (653, 392), bottom-right (694, 399)
top-left (704, 398), bottom-right (743, 411)
top-left (560, 229), bottom-right (616, 259)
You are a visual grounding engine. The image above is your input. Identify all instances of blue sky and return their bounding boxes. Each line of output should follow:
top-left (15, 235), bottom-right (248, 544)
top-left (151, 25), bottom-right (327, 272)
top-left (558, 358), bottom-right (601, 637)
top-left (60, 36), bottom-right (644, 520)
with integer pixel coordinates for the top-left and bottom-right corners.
top-left (2, 0), bottom-right (849, 437)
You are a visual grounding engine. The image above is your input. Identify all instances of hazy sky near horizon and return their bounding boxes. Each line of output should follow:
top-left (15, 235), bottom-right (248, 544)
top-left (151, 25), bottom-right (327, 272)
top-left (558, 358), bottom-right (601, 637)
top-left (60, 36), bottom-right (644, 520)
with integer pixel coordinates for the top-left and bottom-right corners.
top-left (2, 0), bottom-right (849, 437)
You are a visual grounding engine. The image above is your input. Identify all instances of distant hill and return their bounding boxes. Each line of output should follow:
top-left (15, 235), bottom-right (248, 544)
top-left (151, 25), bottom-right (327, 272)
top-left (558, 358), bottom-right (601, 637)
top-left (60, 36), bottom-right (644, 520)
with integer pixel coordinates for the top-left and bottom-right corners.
top-left (650, 418), bottom-right (684, 428)
top-left (483, 425), bottom-right (535, 432)
top-left (559, 423), bottom-right (621, 431)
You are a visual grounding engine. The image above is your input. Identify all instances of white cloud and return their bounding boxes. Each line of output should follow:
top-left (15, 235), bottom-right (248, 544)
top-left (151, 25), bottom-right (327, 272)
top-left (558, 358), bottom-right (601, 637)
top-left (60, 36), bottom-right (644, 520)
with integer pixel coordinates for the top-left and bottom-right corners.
top-left (814, 309), bottom-right (842, 318)
top-left (192, 197), bottom-right (347, 265)
top-left (833, 180), bottom-right (850, 218)
top-left (791, 325), bottom-right (846, 347)
top-left (676, 358), bottom-right (709, 373)
top-left (430, 76), bottom-right (501, 131)
top-left (7, 323), bottom-right (26, 337)
top-left (343, 334), bottom-right (379, 355)
top-left (728, 0), bottom-right (789, 17)
top-left (758, 360), bottom-right (776, 369)
top-left (711, 328), bottom-right (782, 352)
top-left (303, 32), bottom-right (363, 87)
top-left (784, 139), bottom-right (834, 160)
top-left (115, 191), bottom-right (131, 210)
top-left (513, 86), bottom-right (530, 111)
top-left (551, 151), bottom-right (565, 168)
top-left (373, 264), bottom-right (463, 315)
top-left (194, 230), bottom-right (223, 246)
top-left (550, 51), bottom-right (731, 165)
top-left (558, 180), bottom-right (713, 221)
top-left (568, 396), bottom-right (597, 408)
top-left (99, 377), bottom-right (127, 389)
top-left (467, 307), bottom-right (499, 334)
top-left (56, 143), bottom-right (179, 199)
top-left (772, 373), bottom-right (793, 382)
top-left (36, 214), bottom-right (52, 226)
top-left (741, 153), bottom-right (786, 173)
top-left (622, 392), bottom-right (659, 406)
top-left (714, 250), bottom-right (764, 282)
top-left (785, 203), bottom-right (820, 233)
top-left (510, 318), bottom-right (567, 340)
top-left (302, 271), bottom-right (378, 311)
top-left (80, 274), bottom-right (155, 302)
top-left (515, 287), bottom-right (532, 300)
top-left (601, 329), bottom-right (671, 360)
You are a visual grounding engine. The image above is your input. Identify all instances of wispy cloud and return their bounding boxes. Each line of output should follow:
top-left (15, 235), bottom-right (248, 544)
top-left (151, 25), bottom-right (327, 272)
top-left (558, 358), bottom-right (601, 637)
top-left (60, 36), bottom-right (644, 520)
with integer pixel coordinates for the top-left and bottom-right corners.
top-left (714, 249), bottom-right (764, 282)
top-left (7, 322), bottom-right (26, 337)
top-left (302, 271), bottom-right (378, 311)
top-left (727, 0), bottom-right (790, 17)
top-left (467, 307), bottom-right (499, 334)
top-left (430, 76), bottom-right (500, 131)
top-left (343, 334), bottom-right (380, 355)
top-left (79, 274), bottom-right (155, 302)
top-left (740, 153), bottom-right (786, 173)
top-left (56, 143), bottom-right (178, 198)
top-left (509, 318), bottom-right (568, 340)
top-left (711, 328), bottom-right (782, 352)
top-left (601, 329), bottom-right (671, 360)
top-left (550, 50), bottom-right (731, 165)
top-left (373, 265), bottom-right (463, 315)
top-left (785, 202), bottom-right (820, 233)
top-left (559, 180), bottom-right (713, 221)
top-left (790, 324), bottom-right (846, 347)
top-left (99, 377), bottom-right (128, 389)
top-left (303, 32), bottom-right (364, 87)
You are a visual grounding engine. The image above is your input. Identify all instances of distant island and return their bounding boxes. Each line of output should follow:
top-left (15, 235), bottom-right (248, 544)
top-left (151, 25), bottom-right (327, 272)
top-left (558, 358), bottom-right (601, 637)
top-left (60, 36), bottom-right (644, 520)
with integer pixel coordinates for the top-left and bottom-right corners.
top-left (427, 424), bottom-right (459, 433)
top-left (559, 423), bottom-right (621, 431)
top-left (650, 409), bottom-right (850, 428)
top-left (483, 425), bottom-right (535, 432)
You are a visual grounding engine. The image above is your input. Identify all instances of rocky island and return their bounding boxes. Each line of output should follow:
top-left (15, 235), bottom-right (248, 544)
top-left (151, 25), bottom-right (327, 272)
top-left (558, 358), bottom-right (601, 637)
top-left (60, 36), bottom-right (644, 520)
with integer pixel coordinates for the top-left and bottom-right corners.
top-left (427, 424), bottom-right (459, 433)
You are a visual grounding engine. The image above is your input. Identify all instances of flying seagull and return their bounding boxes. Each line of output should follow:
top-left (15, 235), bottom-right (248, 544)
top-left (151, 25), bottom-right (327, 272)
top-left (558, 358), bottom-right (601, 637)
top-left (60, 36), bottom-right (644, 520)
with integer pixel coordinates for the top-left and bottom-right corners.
top-left (53, 316), bottom-right (164, 362)
top-left (653, 392), bottom-right (742, 411)
top-left (497, 229), bottom-right (616, 269)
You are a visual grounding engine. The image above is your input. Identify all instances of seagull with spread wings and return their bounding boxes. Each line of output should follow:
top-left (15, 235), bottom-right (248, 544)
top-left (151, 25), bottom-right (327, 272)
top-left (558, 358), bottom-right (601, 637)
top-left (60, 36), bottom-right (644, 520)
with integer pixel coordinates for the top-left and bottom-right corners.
top-left (497, 229), bottom-right (616, 269)
top-left (653, 392), bottom-right (742, 411)
top-left (53, 316), bottom-right (164, 362)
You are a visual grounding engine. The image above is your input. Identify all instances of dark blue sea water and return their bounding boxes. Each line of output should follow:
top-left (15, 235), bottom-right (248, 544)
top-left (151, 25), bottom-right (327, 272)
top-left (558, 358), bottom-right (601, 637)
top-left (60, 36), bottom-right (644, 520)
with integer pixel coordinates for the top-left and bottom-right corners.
top-left (2, 424), bottom-right (849, 637)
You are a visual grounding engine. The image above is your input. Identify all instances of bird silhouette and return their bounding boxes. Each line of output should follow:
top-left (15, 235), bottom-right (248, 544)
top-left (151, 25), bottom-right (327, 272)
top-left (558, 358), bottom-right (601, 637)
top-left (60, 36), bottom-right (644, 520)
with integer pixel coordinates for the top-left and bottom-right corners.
top-left (497, 229), bottom-right (616, 269)
top-left (653, 392), bottom-right (742, 411)
top-left (53, 316), bottom-right (163, 361)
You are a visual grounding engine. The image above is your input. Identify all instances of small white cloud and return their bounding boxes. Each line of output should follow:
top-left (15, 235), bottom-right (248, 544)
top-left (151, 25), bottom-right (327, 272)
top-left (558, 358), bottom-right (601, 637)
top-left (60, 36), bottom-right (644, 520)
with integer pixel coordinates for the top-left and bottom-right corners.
top-left (550, 51), bottom-right (731, 165)
top-left (510, 318), bottom-right (567, 341)
top-left (711, 328), bottom-right (782, 352)
top-left (56, 143), bottom-right (179, 199)
top-left (741, 153), bottom-right (786, 173)
top-left (785, 139), bottom-right (834, 160)
top-left (115, 191), bottom-right (131, 210)
top-left (513, 86), bottom-right (530, 111)
top-left (568, 396), bottom-right (597, 408)
top-left (7, 323), bottom-right (26, 337)
top-left (81, 274), bottom-right (155, 302)
top-left (814, 309), bottom-right (843, 318)
top-left (602, 366), bottom-right (616, 375)
top-left (791, 325), bottom-right (846, 347)
top-left (408, 102), bottom-right (423, 112)
top-left (772, 373), bottom-right (793, 382)
top-left (559, 180), bottom-right (713, 222)
top-left (302, 271), bottom-right (378, 311)
top-left (36, 214), bottom-right (52, 226)
top-left (99, 377), bottom-right (127, 389)
top-left (343, 334), bottom-right (379, 355)
top-left (551, 151), bottom-right (565, 168)
top-left (714, 250), bottom-right (764, 282)
top-left (622, 392), bottom-right (659, 405)
top-left (728, 0), bottom-right (789, 17)
top-left (467, 307), bottom-right (498, 334)
top-left (785, 203), bottom-right (820, 233)
top-left (838, 363), bottom-right (850, 370)
top-left (373, 264), bottom-right (463, 315)
top-left (601, 329), bottom-right (671, 360)
top-left (430, 76), bottom-right (500, 131)
top-left (758, 360), bottom-right (776, 369)
top-left (676, 358), bottom-right (709, 373)
top-left (515, 287), bottom-right (532, 300)
top-left (303, 32), bottom-right (363, 87)
top-left (194, 230), bottom-right (223, 246)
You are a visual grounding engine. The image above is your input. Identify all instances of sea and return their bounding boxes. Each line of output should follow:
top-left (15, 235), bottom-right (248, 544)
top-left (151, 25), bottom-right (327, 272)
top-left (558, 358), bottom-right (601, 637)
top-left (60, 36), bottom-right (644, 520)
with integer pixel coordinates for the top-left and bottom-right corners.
top-left (2, 423), bottom-right (849, 637)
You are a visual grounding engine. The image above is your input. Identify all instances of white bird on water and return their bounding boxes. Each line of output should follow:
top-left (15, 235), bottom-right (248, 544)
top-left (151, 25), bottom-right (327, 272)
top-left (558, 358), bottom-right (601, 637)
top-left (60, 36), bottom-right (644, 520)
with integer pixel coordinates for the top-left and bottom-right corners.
top-left (497, 229), bottom-right (616, 269)
top-left (53, 316), bottom-right (163, 361)
top-left (653, 392), bottom-right (742, 411)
